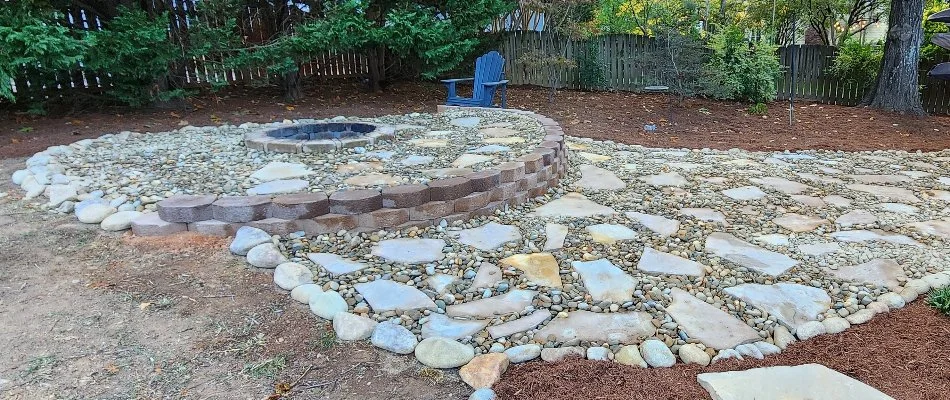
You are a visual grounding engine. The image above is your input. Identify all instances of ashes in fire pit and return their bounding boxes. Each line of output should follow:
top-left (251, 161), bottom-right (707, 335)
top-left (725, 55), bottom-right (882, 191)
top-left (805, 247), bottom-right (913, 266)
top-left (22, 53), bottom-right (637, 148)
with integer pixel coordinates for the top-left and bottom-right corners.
top-left (244, 121), bottom-right (396, 154)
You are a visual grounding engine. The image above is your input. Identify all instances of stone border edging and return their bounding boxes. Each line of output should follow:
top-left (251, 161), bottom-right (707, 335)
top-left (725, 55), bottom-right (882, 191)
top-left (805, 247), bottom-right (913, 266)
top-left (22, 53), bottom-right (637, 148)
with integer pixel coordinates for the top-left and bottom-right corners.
top-left (132, 108), bottom-right (568, 237)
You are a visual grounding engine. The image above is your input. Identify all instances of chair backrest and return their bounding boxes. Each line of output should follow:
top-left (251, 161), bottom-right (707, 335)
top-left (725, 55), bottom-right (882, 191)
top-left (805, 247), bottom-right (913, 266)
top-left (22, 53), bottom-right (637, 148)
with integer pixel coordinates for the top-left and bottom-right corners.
top-left (473, 51), bottom-right (505, 88)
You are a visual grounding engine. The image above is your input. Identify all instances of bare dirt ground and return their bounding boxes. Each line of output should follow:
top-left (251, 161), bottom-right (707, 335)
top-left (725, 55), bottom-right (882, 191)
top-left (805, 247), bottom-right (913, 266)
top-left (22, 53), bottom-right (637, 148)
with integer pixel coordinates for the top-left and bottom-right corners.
top-left (4, 81), bottom-right (950, 158)
top-left (2, 81), bottom-right (950, 399)
top-left (0, 157), bottom-right (469, 400)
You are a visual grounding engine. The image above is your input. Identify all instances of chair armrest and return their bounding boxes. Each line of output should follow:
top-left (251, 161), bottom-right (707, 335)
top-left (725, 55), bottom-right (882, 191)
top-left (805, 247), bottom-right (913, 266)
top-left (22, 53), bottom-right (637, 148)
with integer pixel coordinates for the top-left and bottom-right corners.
top-left (480, 80), bottom-right (509, 87)
top-left (441, 78), bottom-right (474, 84)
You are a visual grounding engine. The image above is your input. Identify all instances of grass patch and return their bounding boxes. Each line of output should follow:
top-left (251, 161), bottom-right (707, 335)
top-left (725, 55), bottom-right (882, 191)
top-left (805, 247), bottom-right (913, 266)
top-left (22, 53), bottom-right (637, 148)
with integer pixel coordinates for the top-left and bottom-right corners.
top-left (927, 286), bottom-right (950, 316)
top-left (243, 356), bottom-right (287, 379)
top-left (417, 367), bottom-right (444, 384)
top-left (22, 355), bottom-right (59, 382)
top-left (317, 329), bottom-right (336, 350)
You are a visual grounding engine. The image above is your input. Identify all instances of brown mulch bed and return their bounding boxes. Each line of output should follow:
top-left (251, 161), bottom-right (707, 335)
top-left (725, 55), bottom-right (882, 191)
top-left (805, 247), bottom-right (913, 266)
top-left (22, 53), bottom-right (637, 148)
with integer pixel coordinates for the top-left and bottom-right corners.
top-left (494, 301), bottom-right (950, 400)
top-left (4, 81), bottom-right (950, 158)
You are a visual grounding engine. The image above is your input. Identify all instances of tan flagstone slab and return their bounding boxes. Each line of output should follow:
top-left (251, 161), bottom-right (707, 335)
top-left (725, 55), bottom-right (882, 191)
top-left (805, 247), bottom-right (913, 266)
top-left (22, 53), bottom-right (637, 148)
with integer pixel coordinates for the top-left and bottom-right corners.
top-left (705, 233), bottom-right (798, 276)
top-left (543, 223), bottom-right (569, 250)
top-left (723, 283), bottom-right (831, 330)
top-left (586, 224), bottom-right (637, 244)
top-left (905, 219), bottom-right (950, 238)
top-left (847, 184), bottom-right (920, 203)
top-left (344, 173), bottom-right (402, 186)
top-left (636, 247), bottom-right (706, 277)
top-left (536, 310), bottom-right (656, 344)
top-left (697, 364), bottom-right (896, 400)
top-left (421, 313), bottom-right (489, 339)
top-left (487, 310), bottom-right (551, 338)
top-left (577, 152), bottom-right (611, 162)
top-left (446, 289), bottom-right (537, 318)
top-left (835, 209), bottom-right (878, 227)
top-left (772, 213), bottom-right (829, 232)
top-left (845, 174), bottom-right (911, 184)
top-left (681, 208), bottom-right (728, 225)
top-left (531, 193), bottom-right (616, 218)
top-left (574, 165), bottom-right (626, 190)
top-left (667, 288), bottom-right (760, 350)
top-left (640, 172), bottom-right (688, 187)
top-left (749, 176), bottom-right (812, 194)
top-left (625, 212), bottom-right (680, 237)
top-left (451, 154), bottom-right (494, 168)
top-left (499, 253), bottom-right (563, 287)
top-left (571, 259), bottom-right (637, 302)
top-left (827, 258), bottom-right (906, 289)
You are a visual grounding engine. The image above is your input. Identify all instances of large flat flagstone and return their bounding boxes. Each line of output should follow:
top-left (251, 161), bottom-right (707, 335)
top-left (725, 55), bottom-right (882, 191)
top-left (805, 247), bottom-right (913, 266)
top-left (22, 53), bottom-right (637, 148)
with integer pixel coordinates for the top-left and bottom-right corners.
top-left (637, 247), bottom-right (706, 277)
top-left (543, 223), bottom-right (569, 250)
top-left (247, 179), bottom-right (308, 195)
top-left (697, 364), bottom-right (895, 400)
top-left (371, 238), bottom-right (446, 264)
top-left (831, 230), bottom-right (922, 246)
top-left (250, 161), bottom-right (314, 182)
top-left (721, 186), bottom-right (767, 201)
top-left (574, 165), bottom-right (626, 190)
top-left (577, 152), bottom-right (611, 162)
top-left (723, 283), bottom-right (832, 330)
top-left (536, 310), bottom-right (656, 344)
top-left (531, 193), bottom-right (616, 218)
top-left (639, 172), bottom-right (688, 187)
top-left (451, 154), bottom-right (494, 168)
top-left (421, 313), bottom-right (489, 339)
top-left (905, 220), bottom-right (950, 238)
top-left (479, 127), bottom-right (517, 137)
top-left (667, 288), bottom-right (760, 350)
top-left (836, 209), bottom-right (878, 227)
top-left (846, 174), bottom-right (912, 184)
top-left (355, 280), bottom-right (436, 312)
top-left (847, 184), bottom-right (920, 203)
top-left (451, 222), bottom-right (522, 251)
top-left (307, 253), bottom-right (368, 276)
top-left (680, 208), bottom-right (728, 225)
top-left (446, 290), bottom-right (537, 318)
top-left (749, 177), bottom-right (812, 194)
top-left (499, 253), bottom-right (563, 287)
top-left (798, 242), bottom-right (841, 256)
top-left (772, 213), bottom-right (829, 232)
top-left (827, 259), bottom-right (906, 289)
top-left (487, 310), bottom-right (551, 338)
top-left (344, 173), bottom-right (402, 186)
top-left (451, 116), bottom-right (480, 128)
top-left (586, 224), bottom-right (637, 244)
top-left (705, 233), bottom-right (798, 276)
top-left (571, 259), bottom-right (637, 302)
top-left (625, 212), bottom-right (680, 237)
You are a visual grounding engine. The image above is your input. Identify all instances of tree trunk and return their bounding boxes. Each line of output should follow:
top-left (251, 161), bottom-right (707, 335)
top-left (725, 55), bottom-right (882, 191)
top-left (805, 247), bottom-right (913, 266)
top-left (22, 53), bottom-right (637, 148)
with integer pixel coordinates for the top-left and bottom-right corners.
top-left (366, 45), bottom-right (385, 92)
top-left (861, 0), bottom-right (925, 115)
top-left (281, 70), bottom-right (302, 102)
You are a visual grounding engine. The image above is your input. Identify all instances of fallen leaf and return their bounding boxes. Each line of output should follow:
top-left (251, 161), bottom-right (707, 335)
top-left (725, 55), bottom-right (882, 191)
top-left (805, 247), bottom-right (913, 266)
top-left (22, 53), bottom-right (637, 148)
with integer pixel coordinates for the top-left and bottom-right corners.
top-left (105, 363), bottom-right (120, 374)
top-left (139, 302), bottom-right (152, 310)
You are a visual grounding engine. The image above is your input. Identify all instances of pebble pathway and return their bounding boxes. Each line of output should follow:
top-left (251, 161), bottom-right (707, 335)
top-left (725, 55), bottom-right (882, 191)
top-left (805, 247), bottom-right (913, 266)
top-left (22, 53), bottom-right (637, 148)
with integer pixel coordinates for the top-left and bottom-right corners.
top-left (16, 113), bottom-right (950, 399)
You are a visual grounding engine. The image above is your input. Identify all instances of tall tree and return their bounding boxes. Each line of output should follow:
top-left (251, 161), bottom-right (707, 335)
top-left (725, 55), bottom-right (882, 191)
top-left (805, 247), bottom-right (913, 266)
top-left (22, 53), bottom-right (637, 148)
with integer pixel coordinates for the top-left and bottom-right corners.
top-left (861, 0), bottom-right (925, 114)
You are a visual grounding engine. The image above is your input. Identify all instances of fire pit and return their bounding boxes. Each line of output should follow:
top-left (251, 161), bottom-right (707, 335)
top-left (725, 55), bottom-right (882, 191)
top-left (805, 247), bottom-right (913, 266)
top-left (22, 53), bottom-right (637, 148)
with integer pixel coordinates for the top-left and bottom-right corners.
top-left (244, 121), bottom-right (395, 153)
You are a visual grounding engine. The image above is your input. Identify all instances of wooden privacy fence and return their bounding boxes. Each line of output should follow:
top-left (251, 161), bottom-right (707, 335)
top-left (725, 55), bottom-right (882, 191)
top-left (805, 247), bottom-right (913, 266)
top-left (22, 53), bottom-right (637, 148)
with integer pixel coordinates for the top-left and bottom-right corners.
top-left (494, 31), bottom-right (950, 114)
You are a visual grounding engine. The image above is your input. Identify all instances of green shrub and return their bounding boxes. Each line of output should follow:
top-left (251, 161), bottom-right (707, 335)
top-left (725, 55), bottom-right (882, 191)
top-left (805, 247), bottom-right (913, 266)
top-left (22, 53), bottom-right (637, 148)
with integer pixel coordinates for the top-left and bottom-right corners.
top-left (0, 5), bottom-right (85, 104)
top-left (576, 41), bottom-right (607, 90)
top-left (703, 27), bottom-right (782, 104)
top-left (748, 102), bottom-right (767, 115)
top-left (828, 39), bottom-right (882, 93)
top-left (928, 287), bottom-right (950, 316)
top-left (85, 7), bottom-right (183, 106)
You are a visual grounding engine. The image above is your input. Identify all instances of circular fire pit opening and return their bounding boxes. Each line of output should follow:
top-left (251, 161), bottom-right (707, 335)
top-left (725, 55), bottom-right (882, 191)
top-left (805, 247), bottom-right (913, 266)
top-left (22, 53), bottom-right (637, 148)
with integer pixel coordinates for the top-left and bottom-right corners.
top-left (244, 121), bottom-right (395, 154)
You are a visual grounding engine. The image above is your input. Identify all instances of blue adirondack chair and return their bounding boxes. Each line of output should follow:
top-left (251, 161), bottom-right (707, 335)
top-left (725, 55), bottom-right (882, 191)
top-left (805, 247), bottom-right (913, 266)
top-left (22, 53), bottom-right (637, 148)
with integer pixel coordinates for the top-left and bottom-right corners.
top-left (441, 51), bottom-right (509, 108)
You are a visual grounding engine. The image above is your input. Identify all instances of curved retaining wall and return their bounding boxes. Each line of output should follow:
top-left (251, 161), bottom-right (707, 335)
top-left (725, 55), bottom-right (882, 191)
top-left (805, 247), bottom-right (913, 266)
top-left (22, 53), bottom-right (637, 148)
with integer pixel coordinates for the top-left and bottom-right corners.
top-left (132, 108), bottom-right (568, 236)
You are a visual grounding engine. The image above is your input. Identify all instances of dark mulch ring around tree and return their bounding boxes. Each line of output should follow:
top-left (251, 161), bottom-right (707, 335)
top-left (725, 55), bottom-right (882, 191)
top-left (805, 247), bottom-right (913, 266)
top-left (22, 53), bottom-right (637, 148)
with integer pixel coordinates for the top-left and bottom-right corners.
top-left (4, 81), bottom-right (950, 159)
top-left (493, 301), bottom-right (950, 400)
